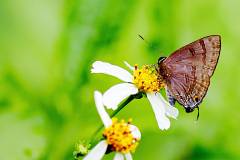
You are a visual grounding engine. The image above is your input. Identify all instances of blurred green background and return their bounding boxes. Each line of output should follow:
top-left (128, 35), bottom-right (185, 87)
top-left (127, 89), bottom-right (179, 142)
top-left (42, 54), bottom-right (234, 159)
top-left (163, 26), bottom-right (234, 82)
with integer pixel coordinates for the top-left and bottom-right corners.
top-left (0, 0), bottom-right (240, 159)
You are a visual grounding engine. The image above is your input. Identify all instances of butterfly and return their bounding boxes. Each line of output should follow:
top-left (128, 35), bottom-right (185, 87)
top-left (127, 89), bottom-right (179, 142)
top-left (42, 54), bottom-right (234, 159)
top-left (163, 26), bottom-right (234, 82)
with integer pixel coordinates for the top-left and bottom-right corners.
top-left (157, 35), bottom-right (221, 116)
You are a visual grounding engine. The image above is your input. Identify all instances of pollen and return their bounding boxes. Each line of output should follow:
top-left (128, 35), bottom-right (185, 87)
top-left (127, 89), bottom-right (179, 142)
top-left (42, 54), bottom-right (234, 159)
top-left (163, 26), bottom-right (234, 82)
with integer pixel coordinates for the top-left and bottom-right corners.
top-left (103, 118), bottom-right (140, 154)
top-left (133, 64), bottom-right (164, 93)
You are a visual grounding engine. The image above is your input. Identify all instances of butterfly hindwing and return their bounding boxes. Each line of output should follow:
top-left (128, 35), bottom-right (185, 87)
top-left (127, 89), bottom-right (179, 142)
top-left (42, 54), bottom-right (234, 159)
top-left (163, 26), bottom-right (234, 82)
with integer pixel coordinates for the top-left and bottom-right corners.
top-left (159, 35), bottom-right (221, 111)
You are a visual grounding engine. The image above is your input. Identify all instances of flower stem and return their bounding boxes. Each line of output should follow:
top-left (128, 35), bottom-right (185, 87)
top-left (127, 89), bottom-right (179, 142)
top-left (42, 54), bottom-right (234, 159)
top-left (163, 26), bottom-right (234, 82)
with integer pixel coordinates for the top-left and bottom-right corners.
top-left (89, 94), bottom-right (136, 146)
top-left (110, 94), bottom-right (135, 118)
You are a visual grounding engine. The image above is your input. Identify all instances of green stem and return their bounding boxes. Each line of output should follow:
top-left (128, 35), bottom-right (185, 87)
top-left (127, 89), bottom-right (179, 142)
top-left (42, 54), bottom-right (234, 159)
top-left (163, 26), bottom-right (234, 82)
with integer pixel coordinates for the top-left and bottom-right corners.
top-left (110, 94), bottom-right (135, 118)
top-left (89, 94), bottom-right (135, 146)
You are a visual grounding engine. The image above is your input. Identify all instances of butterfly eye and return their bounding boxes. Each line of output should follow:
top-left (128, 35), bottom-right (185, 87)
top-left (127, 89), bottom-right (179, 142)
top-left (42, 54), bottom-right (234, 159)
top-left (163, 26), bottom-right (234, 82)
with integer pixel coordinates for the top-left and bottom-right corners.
top-left (158, 57), bottom-right (166, 65)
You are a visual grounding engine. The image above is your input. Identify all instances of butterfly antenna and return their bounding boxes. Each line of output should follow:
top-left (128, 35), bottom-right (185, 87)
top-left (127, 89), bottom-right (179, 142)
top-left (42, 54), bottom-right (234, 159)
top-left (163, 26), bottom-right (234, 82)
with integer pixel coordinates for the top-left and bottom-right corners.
top-left (138, 34), bottom-right (151, 46)
top-left (196, 106), bottom-right (200, 121)
top-left (138, 34), bottom-right (145, 41)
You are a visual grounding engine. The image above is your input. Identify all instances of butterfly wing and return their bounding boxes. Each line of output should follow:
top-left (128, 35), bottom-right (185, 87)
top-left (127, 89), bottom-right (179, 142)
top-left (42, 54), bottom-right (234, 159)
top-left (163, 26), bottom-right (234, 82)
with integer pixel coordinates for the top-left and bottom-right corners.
top-left (159, 35), bottom-right (221, 111)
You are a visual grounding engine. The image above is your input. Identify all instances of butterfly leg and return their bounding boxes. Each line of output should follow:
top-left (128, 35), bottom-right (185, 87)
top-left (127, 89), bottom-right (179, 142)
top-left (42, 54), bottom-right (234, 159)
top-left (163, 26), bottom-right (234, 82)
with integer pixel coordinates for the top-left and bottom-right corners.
top-left (166, 89), bottom-right (176, 107)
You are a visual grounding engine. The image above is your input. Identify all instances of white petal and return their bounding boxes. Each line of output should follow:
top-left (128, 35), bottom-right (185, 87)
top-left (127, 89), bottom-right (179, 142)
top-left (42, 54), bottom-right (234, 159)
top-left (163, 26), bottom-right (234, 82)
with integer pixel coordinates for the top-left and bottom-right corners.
top-left (103, 83), bottom-right (138, 110)
top-left (125, 153), bottom-right (133, 160)
top-left (147, 93), bottom-right (170, 130)
top-left (124, 61), bottom-right (134, 71)
top-left (129, 125), bottom-right (141, 140)
top-left (91, 61), bottom-right (133, 82)
top-left (94, 91), bottom-right (112, 127)
top-left (113, 153), bottom-right (124, 160)
top-left (155, 93), bottom-right (179, 119)
top-left (83, 140), bottom-right (108, 160)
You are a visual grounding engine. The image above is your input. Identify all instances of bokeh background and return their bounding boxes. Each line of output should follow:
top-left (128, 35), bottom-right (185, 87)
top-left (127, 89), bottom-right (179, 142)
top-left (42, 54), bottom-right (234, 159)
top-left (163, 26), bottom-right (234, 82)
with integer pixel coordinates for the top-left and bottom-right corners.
top-left (0, 0), bottom-right (240, 159)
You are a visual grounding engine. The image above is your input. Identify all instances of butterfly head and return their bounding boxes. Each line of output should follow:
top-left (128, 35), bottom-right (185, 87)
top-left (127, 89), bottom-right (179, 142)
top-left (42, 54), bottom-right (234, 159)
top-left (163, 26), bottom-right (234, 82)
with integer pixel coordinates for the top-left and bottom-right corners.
top-left (157, 56), bottom-right (166, 65)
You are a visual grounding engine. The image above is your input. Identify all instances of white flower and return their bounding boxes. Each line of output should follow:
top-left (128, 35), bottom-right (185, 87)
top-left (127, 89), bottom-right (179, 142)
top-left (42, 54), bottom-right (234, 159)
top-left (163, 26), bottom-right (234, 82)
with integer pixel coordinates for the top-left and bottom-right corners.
top-left (83, 91), bottom-right (141, 160)
top-left (91, 61), bottom-right (179, 130)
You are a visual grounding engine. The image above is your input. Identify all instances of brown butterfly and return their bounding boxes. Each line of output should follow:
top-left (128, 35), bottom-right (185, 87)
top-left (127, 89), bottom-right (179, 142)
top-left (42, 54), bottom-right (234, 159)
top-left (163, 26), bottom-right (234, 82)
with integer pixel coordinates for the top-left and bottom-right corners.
top-left (157, 35), bottom-right (221, 115)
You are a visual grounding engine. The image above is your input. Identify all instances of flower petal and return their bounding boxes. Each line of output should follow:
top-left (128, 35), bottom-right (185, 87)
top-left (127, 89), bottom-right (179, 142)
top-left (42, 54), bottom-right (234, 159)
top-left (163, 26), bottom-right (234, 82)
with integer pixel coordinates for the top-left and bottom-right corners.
top-left (91, 61), bottom-right (133, 82)
top-left (147, 93), bottom-right (170, 130)
top-left (94, 91), bottom-right (112, 127)
top-left (83, 140), bottom-right (108, 160)
top-left (124, 61), bottom-right (134, 71)
top-left (125, 153), bottom-right (133, 160)
top-left (129, 125), bottom-right (141, 140)
top-left (103, 83), bottom-right (138, 110)
top-left (113, 153), bottom-right (124, 160)
top-left (155, 93), bottom-right (179, 119)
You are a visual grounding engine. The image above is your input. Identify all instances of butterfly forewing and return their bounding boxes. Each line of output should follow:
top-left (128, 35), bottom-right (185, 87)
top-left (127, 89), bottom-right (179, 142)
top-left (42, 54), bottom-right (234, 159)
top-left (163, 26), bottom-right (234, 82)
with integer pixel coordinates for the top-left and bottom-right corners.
top-left (159, 35), bottom-right (221, 111)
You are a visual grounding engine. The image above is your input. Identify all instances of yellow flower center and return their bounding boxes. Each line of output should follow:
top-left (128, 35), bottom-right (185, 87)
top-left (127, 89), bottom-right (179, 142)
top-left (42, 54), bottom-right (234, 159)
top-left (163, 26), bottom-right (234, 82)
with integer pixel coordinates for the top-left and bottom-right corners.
top-left (133, 64), bottom-right (164, 93)
top-left (103, 118), bottom-right (140, 154)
